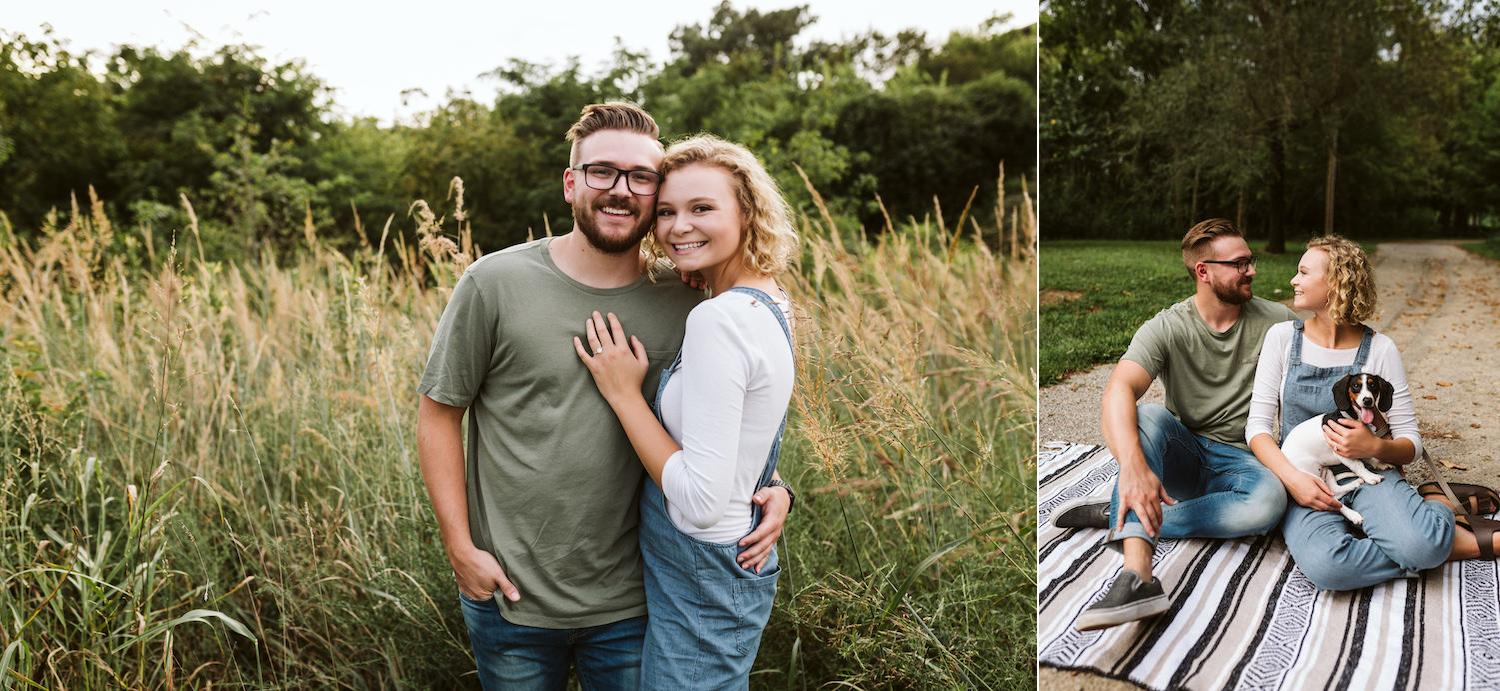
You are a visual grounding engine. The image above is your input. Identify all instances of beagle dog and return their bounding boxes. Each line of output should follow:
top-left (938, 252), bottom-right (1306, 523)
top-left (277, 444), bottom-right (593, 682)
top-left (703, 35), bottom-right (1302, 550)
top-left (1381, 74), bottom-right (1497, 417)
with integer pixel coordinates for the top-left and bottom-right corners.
top-left (1281, 372), bottom-right (1396, 525)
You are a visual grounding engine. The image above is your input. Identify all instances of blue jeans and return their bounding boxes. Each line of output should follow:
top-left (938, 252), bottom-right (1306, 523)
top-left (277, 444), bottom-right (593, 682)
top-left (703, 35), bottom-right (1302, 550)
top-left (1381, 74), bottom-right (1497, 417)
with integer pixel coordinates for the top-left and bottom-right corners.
top-left (1281, 469), bottom-right (1454, 590)
top-left (1109, 404), bottom-right (1287, 547)
top-left (459, 591), bottom-right (645, 691)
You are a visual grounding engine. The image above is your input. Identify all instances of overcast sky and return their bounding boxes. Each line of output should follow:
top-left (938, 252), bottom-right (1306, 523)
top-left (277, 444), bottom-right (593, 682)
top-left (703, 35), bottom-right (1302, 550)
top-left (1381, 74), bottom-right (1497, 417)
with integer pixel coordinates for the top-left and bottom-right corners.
top-left (3, 1), bottom-right (1037, 125)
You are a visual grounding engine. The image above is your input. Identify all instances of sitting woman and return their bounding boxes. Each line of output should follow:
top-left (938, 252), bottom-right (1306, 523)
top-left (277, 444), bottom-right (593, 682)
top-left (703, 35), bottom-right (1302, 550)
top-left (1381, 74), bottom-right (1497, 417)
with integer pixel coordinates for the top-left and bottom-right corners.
top-left (575, 134), bottom-right (798, 687)
top-left (1246, 235), bottom-right (1494, 590)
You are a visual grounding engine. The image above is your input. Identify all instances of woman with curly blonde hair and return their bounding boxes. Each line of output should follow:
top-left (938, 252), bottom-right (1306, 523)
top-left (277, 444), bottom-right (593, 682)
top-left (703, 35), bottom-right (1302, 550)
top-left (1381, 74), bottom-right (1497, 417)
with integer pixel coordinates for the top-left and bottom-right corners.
top-left (574, 134), bottom-right (798, 686)
top-left (1306, 235), bottom-right (1378, 326)
top-left (1246, 236), bottom-right (1497, 591)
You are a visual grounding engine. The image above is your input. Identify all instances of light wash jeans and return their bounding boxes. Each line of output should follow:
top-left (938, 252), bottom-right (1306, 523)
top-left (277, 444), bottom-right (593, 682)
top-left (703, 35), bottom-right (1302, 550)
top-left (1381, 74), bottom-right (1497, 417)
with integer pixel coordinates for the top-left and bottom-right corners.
top-left (1108, 404), bottom-right (1287, 547)
top-left (458, 591), bottom-right (645, 691)
top-left (1281, 468), bottom-right (1454, 590)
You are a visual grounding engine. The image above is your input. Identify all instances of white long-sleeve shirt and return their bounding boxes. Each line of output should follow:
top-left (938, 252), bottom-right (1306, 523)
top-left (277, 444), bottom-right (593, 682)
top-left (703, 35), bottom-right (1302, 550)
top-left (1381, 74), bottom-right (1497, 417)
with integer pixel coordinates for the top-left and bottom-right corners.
top-left (1246, 321), bottom-right (1422, 459)
top-left (658, 290), bottom-right (795, 542)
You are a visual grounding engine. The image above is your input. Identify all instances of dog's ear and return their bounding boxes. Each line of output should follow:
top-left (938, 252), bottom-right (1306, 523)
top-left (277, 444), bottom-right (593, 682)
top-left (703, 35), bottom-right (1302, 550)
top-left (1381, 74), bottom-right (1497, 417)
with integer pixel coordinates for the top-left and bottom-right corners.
top-left (1332, 374), bottom-right (1354, 415)
top-left (1377, 376), bottom-right (1394, 412)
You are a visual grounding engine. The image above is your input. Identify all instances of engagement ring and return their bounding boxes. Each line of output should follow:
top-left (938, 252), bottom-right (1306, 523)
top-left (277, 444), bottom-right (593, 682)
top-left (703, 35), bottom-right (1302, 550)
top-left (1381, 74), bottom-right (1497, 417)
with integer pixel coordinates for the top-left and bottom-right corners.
top-left (593, 347), bottom-right (603, 355)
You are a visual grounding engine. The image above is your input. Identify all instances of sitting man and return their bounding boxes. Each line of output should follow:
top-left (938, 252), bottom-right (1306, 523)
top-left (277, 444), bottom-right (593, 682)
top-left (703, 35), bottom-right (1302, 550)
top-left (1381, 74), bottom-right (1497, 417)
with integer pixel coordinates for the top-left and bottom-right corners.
top-left (1051, 218), bottom-right (1297, 630)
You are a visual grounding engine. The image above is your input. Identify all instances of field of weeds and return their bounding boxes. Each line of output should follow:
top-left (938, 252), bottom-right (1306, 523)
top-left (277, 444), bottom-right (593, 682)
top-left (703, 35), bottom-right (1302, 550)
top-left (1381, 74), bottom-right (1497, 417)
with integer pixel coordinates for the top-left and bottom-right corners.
top-left (0, 179), bottom-right (1036, 689)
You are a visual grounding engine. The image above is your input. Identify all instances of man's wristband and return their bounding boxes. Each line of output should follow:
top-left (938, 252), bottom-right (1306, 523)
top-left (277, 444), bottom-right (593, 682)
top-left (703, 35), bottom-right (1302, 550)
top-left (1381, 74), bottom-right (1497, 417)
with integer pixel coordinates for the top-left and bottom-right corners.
top-left (768, 479), bottom-right (796, 514)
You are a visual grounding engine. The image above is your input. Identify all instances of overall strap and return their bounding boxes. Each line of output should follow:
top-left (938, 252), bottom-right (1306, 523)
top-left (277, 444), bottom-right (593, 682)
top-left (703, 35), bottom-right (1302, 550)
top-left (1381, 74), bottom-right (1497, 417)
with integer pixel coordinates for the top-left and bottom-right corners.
top-left (724, 286), bottom-right (795, 359)
top-left (1351, 326), bottom-right (1374, 369)
top-left (1289, 320), bottom-right (1306, 366)
top-left (652, 349), bottom-right (682, 423)
top-left (723, 286), bottom-right (796, 522)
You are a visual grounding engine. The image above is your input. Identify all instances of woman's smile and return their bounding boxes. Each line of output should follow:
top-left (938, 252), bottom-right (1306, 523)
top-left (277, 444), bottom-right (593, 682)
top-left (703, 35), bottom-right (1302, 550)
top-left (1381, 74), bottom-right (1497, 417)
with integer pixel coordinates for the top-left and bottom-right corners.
top-left (655, 163), bottom-right (747, 289)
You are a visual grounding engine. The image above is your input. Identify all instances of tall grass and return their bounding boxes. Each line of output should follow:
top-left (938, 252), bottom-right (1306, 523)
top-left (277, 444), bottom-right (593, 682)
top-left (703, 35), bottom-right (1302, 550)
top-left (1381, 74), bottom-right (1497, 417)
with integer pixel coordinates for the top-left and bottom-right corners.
top-left (0, 174), bottom-right (1035, 688)
top-left (763, 172), bottom-right (1036, 688)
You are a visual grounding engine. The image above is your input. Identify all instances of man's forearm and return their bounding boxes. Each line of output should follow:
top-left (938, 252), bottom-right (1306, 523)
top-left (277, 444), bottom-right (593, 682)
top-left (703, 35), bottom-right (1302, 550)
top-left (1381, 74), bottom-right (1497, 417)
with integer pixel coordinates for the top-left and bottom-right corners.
top-left (417, 399), bottom-right (475, 557)
top-left (1101, 385), bottom-right (1148, 474)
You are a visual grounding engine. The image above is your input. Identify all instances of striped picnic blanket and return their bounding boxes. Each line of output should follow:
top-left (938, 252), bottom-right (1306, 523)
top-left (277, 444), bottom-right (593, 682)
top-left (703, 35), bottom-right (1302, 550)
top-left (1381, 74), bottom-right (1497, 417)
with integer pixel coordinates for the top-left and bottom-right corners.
top-left (1038, 442), bottom-right (1500, 691)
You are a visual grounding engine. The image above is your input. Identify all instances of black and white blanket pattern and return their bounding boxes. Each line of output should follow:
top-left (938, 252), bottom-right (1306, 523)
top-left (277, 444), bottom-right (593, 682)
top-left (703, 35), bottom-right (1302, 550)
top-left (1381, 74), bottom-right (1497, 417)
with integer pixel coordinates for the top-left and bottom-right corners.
top-left (1038, 442), bottom-right (1500, 691)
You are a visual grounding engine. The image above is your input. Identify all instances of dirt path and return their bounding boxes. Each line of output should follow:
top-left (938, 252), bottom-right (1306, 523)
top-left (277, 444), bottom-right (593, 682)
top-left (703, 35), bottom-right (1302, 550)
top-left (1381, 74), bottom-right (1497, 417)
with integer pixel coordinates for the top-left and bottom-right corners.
top-left (1038, 241), bottom-right (1500, 691)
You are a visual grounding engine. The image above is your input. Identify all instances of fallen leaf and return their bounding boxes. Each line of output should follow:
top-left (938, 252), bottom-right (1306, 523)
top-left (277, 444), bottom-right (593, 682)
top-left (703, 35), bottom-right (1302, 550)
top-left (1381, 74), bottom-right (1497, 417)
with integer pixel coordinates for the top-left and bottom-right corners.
top-left (1438, 458), bottom-right (1469, 470)
top-left (1423, 395), bottom-right (1438, 399)
top-left (1437, 382), bottom-right (1453, 387)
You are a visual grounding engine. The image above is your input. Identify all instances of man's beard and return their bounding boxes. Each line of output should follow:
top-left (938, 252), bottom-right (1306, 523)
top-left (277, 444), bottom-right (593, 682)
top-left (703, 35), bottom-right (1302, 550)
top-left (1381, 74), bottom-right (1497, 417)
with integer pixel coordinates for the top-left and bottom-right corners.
top-left (573, 193), bottom-right (651, 254)
top-left (1213, 278), bottom-right (1254, 305)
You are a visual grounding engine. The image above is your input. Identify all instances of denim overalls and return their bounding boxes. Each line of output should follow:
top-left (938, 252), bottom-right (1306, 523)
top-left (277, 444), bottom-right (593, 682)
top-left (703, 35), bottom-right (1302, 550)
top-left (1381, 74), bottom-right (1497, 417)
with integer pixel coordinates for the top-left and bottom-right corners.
top-left (1277, 320), bottom-right (1453, 590)
top-left (1278, 320), bottom-right (1373, 436)
top-left (639, 286), bottom-right (791, 689)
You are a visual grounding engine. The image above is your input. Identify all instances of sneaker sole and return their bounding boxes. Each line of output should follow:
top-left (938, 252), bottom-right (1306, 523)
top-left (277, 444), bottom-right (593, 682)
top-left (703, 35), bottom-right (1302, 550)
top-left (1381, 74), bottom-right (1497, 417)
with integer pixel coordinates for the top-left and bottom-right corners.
top-left (1050, 496), bottom-right (1110, 530)
top-left (1074, 593), bottom-right (1170, 631)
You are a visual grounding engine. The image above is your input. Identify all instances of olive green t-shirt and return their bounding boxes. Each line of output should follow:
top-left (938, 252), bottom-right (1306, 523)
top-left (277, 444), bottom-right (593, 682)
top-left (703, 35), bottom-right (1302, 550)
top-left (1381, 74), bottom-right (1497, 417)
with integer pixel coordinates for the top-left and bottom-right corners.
top-left (418, 237), bottom-right (703, 628)
top-left (1121, 296), bottom-right (1297, 449)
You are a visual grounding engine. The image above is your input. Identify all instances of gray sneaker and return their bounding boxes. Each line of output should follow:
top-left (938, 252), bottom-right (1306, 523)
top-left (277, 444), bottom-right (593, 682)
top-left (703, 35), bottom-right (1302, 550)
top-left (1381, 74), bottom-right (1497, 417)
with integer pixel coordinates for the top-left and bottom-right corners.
top-left (1050, 496), bottom-right (1110, 529)
top-left (1074, 569), bottom-right (1170, 631)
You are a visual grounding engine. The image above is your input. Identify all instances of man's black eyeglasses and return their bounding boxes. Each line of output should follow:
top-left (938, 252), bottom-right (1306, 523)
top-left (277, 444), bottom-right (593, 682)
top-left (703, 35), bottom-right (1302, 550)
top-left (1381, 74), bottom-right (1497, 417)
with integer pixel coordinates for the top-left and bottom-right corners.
top-left (572, 164), bottom-right (662, 195)
top-left (1202, 257), bottom-right (1257, 274)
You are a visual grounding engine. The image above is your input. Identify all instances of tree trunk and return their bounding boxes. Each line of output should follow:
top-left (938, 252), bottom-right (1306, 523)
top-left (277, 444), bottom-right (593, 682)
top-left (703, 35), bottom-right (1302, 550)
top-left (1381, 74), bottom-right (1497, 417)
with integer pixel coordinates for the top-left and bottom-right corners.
top-left (1323, 125), bottom-right (1338, 236)
top-left (1265, 130), bottom-right (1288, 254)
top-left (1172, 170), bottom-right (1183, 232)
top-left (1191, 166), bottom-right (1200, 224)
top-left (1237, 186), bottom-right (1247, 235)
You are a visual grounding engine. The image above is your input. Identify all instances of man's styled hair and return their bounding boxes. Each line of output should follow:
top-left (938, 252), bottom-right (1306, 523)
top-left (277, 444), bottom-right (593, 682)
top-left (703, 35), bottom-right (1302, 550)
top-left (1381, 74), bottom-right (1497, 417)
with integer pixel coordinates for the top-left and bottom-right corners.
top-left (1180, 218), bottom-right (1243, 279)
top-left (644, 134), bottom-right (799, 278)
top-left (1307, 235), bottom-right (1376, 325)
top-left (565, 102), bottom-right (660, 166)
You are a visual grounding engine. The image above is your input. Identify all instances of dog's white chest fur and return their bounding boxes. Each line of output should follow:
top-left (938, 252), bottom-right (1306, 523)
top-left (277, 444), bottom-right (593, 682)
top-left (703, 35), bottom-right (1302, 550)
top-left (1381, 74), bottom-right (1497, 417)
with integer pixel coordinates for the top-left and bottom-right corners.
top-left (1282, 415), bottom-right (1386, 524)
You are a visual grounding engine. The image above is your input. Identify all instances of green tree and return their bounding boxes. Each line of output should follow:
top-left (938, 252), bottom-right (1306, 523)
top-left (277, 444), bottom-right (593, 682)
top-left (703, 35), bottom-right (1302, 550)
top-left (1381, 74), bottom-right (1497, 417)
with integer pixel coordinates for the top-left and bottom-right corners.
top-left (1044, 0), bottom-right (1469, 243)
top-left (1041, 0), bottom-right (1201, 239)
top-left (306, 117), bottom-right (413, 248)
top-left (0, 30), bottom-right (121, 229)
top-left (107, 43), bottom-right (329, 250)
top-left (669, 1), bottom-right (815, 78)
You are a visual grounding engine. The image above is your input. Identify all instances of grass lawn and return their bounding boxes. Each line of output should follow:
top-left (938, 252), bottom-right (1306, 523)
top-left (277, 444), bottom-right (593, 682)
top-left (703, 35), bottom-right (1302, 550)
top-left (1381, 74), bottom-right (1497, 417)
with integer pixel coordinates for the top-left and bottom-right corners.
top-left (1464, 238), bottom-right (1500, 262)
top-left (1040, 240), bottom-right (1308, 386)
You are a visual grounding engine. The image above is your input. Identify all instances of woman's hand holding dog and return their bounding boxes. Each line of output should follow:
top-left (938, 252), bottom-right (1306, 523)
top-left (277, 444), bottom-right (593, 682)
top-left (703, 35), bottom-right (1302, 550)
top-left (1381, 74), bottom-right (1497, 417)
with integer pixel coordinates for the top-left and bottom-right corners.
top-left (1321, 418), bottom-right (1383, 460)
top-left (1284, 470), bottom-right (1341, 512)
top-left (575, 311), bottom-right (649, 405)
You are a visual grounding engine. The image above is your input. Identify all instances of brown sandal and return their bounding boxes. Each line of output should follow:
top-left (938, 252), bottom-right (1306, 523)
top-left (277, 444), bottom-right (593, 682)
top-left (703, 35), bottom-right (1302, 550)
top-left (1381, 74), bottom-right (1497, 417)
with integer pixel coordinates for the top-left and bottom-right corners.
top-left (1418, 482), bottom-right (1500, 516)
top-left (1454, 513), bottom-right (1500, 561)
top-left (1416, 450), bottom-right (1500, 560)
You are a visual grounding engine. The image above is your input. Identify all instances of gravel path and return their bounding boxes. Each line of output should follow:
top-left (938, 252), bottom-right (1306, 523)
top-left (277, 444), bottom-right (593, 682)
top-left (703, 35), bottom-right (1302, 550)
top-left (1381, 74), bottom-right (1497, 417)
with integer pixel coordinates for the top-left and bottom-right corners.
top-left (1038, 241), bottom-right (1500, 691)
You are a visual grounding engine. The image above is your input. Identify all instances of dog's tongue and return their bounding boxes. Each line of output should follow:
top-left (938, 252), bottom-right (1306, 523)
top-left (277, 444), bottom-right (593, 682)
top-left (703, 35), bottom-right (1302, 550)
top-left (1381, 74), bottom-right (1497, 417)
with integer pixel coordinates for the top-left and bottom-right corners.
top-left (1361, 408), bottom-right (1375, 425)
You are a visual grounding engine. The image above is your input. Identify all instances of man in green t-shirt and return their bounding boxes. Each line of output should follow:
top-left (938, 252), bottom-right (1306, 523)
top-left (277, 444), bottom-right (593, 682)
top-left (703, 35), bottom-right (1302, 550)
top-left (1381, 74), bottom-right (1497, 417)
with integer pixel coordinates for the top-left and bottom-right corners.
top-left (416, 102), bottom-right (792, 688)
top-left (1050, 218), bottom-right (1296, 631)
